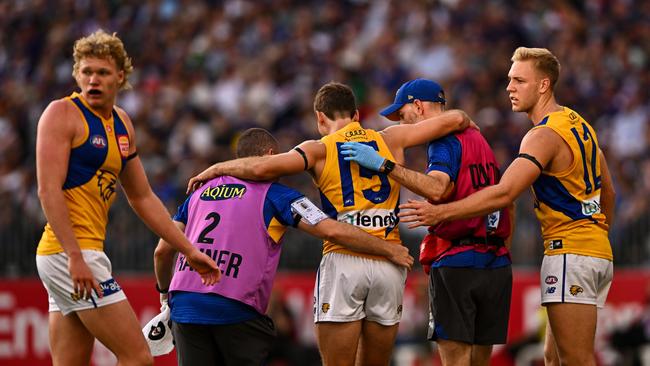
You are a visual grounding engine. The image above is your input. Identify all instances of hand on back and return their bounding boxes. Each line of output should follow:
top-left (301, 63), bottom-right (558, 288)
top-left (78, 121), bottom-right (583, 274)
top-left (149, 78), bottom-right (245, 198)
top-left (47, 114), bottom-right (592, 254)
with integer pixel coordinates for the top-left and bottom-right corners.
top-left (340, 142), bottom-right (385, 171)
top-left (387, 245), bottom-right (414, 270)
top-left (398, 199), bottom-right (445, 228)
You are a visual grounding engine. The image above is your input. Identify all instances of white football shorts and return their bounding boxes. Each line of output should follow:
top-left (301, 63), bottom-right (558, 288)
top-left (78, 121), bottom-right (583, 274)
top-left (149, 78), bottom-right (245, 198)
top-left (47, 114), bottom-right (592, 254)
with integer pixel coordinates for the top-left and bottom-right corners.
top-left (36, 250), bottom-right (127, 315)
top-left (540, 253), bottom-right (613, 308)
top-left (313, 252), bottom-right (407, 326)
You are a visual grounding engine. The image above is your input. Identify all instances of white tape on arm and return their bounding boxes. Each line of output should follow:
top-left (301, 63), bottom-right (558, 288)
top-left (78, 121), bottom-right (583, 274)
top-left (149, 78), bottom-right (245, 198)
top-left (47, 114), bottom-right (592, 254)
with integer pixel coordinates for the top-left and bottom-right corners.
top-left (290, 197), bottom-right (329, 226)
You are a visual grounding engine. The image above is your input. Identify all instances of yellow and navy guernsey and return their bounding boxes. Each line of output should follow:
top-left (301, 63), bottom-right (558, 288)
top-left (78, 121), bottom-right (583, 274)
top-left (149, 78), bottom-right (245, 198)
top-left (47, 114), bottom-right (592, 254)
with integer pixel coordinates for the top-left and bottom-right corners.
top-left (317, 122), bottom-right (402, 260)
top-left (531, 107), bottom-right (612, 260)
top-left (37, 93), bottom-right (133, 255)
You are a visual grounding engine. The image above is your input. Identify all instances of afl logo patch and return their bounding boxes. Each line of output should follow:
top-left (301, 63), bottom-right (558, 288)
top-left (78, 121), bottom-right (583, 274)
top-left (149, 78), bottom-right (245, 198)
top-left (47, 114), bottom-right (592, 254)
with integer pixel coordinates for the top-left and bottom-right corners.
top-left (117, 135), bottom-right (130, 157)
top-left (91, 135), bottom-right (107, 149)
top-left (545, 276), bottom-right (558, 285)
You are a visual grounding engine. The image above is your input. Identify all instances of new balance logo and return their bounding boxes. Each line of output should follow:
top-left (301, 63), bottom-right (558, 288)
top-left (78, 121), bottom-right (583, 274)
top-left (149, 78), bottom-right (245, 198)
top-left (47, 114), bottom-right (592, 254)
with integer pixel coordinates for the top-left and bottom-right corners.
top-left (548, 240), bottom-right (563, 250)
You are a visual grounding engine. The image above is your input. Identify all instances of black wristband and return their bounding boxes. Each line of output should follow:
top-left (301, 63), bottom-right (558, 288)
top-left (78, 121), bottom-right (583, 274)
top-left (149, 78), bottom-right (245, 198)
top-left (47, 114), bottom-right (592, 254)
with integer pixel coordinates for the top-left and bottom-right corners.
top-left (382, 159), bottom-right (396, 174)
top-left (155, 283), bottom-right (169, 294)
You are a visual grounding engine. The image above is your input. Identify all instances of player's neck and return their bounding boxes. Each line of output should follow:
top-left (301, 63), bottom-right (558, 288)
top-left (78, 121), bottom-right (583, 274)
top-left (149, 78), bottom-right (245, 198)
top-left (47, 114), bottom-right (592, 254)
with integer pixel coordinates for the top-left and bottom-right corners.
top-left (79, 93), bottom-right (115, 119)
top-left (94, 105), bottom-right (114, 120)
top-left (329, 118), bottom-right (357, 134)
top-left (529, 94), bottom-right (562, 125)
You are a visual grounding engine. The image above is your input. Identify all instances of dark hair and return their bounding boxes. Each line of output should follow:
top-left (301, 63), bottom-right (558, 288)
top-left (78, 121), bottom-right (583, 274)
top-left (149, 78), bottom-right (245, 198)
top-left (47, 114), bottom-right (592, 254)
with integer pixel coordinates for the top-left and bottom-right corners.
top-left (236, 128), bottom-right (279, 158)
top-left (313, 82), bottom-right (357, 120)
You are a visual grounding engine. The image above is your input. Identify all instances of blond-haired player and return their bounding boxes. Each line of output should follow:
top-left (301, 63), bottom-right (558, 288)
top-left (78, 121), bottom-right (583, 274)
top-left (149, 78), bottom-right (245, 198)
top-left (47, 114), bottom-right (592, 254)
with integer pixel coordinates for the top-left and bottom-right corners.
top-left (399, 47), bottom-right (615, 366)
top-left (35, 30), bottom-right (220, 366)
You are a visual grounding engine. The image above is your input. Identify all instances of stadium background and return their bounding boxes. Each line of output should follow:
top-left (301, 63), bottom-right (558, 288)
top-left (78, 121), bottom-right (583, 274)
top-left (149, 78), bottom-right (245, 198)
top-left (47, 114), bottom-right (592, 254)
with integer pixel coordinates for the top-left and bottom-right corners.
top-left (0, 0), bottom-right (649, 365)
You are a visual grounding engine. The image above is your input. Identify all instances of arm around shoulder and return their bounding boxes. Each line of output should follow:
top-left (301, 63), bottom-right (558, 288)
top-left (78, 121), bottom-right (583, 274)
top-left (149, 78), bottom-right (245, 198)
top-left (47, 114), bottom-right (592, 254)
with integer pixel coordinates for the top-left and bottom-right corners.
top-left (187, 140), bottom-right (324, 190)
top-left (382, 109), bottom-right (470, 149)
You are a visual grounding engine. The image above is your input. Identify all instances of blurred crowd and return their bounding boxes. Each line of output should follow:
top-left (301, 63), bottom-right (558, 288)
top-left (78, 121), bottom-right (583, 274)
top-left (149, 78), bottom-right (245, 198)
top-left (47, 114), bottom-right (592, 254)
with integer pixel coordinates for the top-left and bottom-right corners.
top-left (1, 0), bottom-right (649, 275)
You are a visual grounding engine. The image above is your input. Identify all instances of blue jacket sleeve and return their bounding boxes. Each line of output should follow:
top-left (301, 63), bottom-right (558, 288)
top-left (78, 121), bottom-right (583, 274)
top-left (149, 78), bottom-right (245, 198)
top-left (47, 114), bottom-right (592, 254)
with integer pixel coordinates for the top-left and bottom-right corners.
top-left (425, 135), bottom-right (462, 182)
top-left (264, 183), bottom-right (305, 227)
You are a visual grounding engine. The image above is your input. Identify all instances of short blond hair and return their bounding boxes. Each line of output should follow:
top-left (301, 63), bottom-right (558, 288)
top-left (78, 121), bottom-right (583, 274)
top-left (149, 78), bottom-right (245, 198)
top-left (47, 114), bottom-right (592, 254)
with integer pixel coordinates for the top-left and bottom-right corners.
top-left (511, 47), bottom-right (561, 89)
top-left (72, 30), bottom-right (133, 90)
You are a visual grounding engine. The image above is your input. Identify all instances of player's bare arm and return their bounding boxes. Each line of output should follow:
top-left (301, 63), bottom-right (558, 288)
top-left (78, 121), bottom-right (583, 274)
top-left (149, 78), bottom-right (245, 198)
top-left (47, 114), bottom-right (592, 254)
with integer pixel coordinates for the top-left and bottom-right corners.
top-left (187, 139), bottom-right (326, 192)
top-left (505, 202), bottom-right (516, 250)
top-left (381, 109), bottom-right (471, 154)
top-left (118, 112), bottom-right (221, 285)
top-left (297, 219), bottom-right (413, 270)
top-left (598, 151), bottom-right (616, 226)
top-left (36, 99), bottom-right (103, 299)
top-left (399, 127), bottom-right (560, 228)
top-left (391, 166), bottom-right (453, 202)
top-left (340, 141), bottom-right (453, 201)
top-left (153, 221), bottom-right (185, 294)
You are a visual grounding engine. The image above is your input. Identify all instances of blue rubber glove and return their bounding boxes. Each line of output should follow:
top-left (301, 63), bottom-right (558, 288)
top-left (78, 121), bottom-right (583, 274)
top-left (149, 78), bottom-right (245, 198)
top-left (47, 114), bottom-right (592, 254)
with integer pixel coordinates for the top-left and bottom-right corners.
top-left (340, 142), bottom-right (385, 171)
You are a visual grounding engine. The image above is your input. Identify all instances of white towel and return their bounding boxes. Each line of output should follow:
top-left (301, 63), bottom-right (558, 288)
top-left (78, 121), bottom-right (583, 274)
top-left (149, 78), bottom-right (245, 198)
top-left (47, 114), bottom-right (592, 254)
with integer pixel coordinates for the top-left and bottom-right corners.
top-left (142, 304), bottom-right (174, 356)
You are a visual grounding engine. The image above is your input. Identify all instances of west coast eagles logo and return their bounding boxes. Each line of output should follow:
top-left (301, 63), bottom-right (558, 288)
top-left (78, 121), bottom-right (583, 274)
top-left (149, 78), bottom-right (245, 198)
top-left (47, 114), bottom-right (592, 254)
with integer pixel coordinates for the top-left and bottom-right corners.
top-left (569, 285), bottom-right (584, 296)
top-left (97, 170), bottom-right (118, 202)
top-left (321, 303), bottom-right (330, 314)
